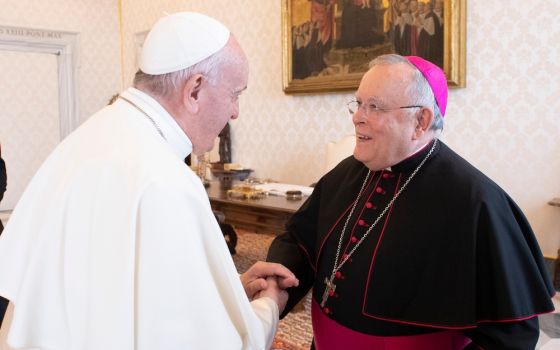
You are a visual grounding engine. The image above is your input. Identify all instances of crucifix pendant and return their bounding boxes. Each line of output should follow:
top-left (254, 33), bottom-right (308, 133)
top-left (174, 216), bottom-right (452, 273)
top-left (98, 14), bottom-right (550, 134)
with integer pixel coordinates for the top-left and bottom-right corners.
top-left (320, 276), bottom-right (336, 308)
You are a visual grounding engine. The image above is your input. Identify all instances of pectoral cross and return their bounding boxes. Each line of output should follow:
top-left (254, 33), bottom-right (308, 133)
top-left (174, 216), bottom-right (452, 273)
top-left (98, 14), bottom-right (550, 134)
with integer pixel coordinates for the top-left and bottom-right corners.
top-left (320, 275), bottom-right (336, 308)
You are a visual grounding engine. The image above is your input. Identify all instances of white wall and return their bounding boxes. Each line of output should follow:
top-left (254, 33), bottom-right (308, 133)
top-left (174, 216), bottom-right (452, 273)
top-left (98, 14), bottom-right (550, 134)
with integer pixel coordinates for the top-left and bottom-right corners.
top-left (121, 0), bottom-right (560, 256)
top-left (0, 51), bottom-right (59, 210)
top-left (1, 0), bottom-right (557, 256)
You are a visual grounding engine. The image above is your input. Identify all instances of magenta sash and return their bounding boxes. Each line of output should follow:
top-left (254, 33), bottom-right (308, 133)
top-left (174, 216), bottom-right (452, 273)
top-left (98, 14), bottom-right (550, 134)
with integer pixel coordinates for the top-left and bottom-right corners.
top-left (312, 300), bottom-right (471, 350)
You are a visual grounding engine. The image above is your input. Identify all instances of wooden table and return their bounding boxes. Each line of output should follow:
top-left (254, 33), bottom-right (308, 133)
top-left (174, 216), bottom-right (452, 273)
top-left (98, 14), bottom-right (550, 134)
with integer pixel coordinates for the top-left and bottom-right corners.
top-left (206, 181), bottom-right (305, 234)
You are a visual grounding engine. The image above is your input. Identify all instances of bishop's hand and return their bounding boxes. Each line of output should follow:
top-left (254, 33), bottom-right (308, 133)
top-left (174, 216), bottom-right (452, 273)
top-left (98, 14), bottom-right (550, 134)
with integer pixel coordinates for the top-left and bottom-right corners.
top-left (240, 261), bottom-right (298, 300)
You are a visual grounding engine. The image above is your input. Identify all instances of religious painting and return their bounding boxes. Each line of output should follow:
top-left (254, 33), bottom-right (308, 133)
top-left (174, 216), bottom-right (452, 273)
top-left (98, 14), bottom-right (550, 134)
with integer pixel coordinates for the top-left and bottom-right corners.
top-left (282, 0), bottom-right (466, 94)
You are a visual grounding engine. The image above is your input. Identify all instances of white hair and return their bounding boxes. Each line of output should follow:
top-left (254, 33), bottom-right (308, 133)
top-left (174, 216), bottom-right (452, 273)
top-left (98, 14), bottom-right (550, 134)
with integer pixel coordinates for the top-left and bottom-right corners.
top-left (369, 54), bottom-right (444, 131)
top-left (133, 39), bottom-right (240, 99)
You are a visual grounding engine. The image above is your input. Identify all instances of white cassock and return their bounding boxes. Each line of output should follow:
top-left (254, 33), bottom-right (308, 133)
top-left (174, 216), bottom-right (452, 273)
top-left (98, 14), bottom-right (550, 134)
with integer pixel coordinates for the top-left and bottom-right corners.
top-left (0, 88), bottom-right (278, 350)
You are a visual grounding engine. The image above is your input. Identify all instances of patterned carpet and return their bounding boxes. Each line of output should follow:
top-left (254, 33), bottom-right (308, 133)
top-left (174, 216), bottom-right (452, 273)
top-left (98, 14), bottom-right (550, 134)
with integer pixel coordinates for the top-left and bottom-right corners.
top-left (232, 229), bottom-right (312, 350)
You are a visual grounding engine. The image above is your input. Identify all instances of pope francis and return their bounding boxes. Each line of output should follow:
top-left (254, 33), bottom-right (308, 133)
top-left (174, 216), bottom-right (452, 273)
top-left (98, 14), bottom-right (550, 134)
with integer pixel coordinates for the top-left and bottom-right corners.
top-left (0, 11), bottom-right (297, 350)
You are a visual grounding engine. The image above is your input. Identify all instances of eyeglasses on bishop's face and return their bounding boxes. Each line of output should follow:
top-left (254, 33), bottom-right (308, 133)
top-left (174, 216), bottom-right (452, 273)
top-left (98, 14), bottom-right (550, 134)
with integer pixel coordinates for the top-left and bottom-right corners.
top-left (347, 100), bottom-right (423, 116)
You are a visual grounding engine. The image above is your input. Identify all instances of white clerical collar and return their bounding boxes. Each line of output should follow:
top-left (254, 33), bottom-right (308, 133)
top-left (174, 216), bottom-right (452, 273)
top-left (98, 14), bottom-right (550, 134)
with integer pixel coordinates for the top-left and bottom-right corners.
top-left (121, 87), bottom-right (192, 160)
top-left (386, 140), bottom-right (433, 172)
top-left (409, 140), bottom-right (433, 158)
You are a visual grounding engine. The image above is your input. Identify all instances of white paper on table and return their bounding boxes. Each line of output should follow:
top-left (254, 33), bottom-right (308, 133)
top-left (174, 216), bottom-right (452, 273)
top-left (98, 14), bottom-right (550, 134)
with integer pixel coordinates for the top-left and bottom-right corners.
top-left (253, 183), bottom-right (314, 197)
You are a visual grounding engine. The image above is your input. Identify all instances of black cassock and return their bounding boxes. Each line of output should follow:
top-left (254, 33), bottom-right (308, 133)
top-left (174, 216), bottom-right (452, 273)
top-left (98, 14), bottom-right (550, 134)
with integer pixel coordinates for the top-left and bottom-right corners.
top-left (0, 154), bottom-right (7, 324)
top-left (268, 140), bottom-right (554, 349)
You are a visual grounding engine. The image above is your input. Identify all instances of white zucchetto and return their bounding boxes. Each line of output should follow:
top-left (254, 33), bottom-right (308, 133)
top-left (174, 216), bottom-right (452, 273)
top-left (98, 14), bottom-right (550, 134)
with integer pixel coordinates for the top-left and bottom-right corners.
top-left (139, 12), bottom-right (230, 75)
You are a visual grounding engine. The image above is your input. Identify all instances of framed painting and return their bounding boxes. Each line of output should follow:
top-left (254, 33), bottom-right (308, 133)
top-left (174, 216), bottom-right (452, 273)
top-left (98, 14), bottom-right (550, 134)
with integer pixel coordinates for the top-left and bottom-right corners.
top-left (282, 0), bottom-right (466, 94)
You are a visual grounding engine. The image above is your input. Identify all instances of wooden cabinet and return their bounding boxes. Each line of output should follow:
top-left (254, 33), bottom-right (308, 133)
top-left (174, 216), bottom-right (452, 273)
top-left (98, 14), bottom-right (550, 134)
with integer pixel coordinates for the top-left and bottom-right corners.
top-left (206, 181), bottom-right (304, 234)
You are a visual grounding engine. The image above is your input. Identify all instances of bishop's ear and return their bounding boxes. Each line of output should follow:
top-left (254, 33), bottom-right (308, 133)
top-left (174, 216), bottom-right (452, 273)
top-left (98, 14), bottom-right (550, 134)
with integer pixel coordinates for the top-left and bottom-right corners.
top-left (414, 108), bottom-right (434, 138)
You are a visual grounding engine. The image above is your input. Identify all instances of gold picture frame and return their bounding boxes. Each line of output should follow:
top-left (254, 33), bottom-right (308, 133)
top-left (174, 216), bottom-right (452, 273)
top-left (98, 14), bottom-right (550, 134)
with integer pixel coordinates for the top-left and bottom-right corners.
top-left (282, 0), bottom-right (466, 94)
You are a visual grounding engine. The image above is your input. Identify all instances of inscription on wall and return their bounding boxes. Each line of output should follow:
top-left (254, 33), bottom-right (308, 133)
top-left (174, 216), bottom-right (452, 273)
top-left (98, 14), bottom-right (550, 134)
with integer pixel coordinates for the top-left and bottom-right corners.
top-left (0, 26), bottom-right (77, 47)
top-left (0, 27), bottom-right (63, 39)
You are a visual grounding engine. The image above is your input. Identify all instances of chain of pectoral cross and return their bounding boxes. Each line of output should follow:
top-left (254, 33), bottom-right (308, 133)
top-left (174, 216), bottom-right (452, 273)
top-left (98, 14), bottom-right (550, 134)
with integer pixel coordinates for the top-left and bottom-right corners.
top-left (119, 95), bottom-right (167, 141)
top-left (320, 139), bottom-right (438, 308)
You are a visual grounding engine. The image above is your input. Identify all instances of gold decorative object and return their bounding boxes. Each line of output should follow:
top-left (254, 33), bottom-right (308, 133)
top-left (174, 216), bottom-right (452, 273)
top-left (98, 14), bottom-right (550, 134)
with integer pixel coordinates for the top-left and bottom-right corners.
top-left (196, 153), bottom-right (210, 187)
top-left (227, 185), bottom-right (266, 200)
